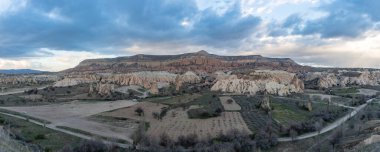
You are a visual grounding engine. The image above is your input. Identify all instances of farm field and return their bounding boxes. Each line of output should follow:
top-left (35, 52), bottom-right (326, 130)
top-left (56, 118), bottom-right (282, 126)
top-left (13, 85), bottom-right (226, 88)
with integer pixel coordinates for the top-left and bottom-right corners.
top-left (233, 95), bottom-right (351, 135)
top-left (100, 94), bottom-right (251, 140)
top-left (146, 110), bottom-right (251, 140)
top-left (145, 93), bottom-right (201, 105)
top-left (232, 96), bottom-right (279, 133)
top-left (0, 100), bottom-right (137, 143)
top-left (219, 96), bottom-right (241, 111)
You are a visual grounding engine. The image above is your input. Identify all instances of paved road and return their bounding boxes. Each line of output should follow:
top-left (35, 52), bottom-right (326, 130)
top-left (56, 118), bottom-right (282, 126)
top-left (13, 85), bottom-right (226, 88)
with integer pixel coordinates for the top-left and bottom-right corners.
top-left (0, 112), bottom-right (131, 148)
top-left (278, 98), bottom-right (376, 142)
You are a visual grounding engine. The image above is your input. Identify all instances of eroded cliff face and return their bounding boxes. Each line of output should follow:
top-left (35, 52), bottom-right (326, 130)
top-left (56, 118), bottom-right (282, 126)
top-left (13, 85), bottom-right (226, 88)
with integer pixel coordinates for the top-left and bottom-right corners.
top-left (211, 70), bottom-right (304, 96)
top-left (304, 70), bottom-right (380, 88)
top-left (64, 51), bottom-right (309, 74)
top-left (54, 71), bottom-right (201, 95)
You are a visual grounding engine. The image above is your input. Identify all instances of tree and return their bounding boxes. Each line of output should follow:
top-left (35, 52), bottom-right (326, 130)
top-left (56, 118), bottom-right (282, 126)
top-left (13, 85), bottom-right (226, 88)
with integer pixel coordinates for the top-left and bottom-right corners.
top-left (135, 107), bottom-right (144, 116)
top-left (131, 121), bottom-right (146, 146)
top-left (152, 112), bottom-right (160, 120)
top-left (159, 133), bottom-right (173, 147)
top-left (227, 99), bottom-right (234, 104)
top-left (255, 129), bottom-right (278, 150)
top-left (177, 134), bottom-right (198, 148)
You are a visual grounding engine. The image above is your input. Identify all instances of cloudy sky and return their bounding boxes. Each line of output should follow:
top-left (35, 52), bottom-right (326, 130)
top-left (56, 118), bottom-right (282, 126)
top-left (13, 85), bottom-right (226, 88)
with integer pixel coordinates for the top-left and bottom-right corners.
top-left (1, 0), bottom-right (380, 71)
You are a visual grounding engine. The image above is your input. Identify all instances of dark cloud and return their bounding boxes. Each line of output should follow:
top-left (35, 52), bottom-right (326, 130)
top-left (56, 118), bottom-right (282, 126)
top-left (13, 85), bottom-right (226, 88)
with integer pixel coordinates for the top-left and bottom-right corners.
top-left (0, 0), bottom-right (261, 58)
top-left (296, 9), bottom-right (373, 38)
top-left (273, 0), bottom-right (380, 38)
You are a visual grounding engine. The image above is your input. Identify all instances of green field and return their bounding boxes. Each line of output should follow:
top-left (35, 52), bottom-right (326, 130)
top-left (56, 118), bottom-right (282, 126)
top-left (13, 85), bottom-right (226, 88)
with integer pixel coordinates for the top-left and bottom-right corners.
top-left (233, 95), bottom-right (350, 136)
top-left (0, 114), bottom-right (81, 151)
top-left (146, 93), bottom-right (201, 105)
top-left (330, 87), bottom-right (359, 96)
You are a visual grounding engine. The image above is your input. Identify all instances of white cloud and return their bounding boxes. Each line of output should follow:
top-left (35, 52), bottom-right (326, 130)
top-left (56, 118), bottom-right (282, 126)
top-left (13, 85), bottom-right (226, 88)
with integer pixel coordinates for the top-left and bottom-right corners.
top-left (42, 8), bottom-right (71, 22)
top-left (0, 48), bottom-right (115, 71)
top-left (0, 0), bottom-right (27, 16)
top-left (238, 30), bottom-right (380, 68)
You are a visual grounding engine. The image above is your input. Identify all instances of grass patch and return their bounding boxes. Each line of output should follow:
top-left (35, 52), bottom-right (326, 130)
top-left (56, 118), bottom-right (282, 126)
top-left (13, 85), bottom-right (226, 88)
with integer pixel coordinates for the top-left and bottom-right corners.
top-left (0, 113), bottom-right (81, 151)
top-left (184, 93), bottom-right (224, 119)
top-left (331, 87), bottom-right (359, 95)
top-left (271, 102), bottom-right (309, 125)
top-left (146, 93), bottom-right (201, 105)
top-left (0, 108), bottom-right (51, 124)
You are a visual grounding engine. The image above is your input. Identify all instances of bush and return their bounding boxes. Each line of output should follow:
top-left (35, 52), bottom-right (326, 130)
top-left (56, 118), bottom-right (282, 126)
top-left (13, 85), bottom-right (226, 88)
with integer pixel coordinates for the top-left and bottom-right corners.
top-left (255, 129), bottom-right (278, 150)
top-left (187, 108), bottom-right (221, 119)
top-left (159, 133), bottom-right (173, 147)
top-left (34, 134), bottom-right (46, 140)
top-left (177, 134), bottom-right (198, 148)
top-left (227, 99), bottom-right (234, 104)
top-left (135, 107), bottom-right (144, 116)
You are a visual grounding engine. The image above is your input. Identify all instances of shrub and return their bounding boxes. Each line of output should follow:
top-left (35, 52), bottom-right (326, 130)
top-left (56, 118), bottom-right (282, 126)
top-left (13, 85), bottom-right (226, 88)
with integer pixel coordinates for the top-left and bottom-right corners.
top-left (159, 133), bottom-right (173, 147)
top-left (255, 129), bottom-right (278, 150)
top-left (227, 99), bottom-right (234, 104)
top-left (34, 134), bottom-right (46, 140)
top-left (177, 134), bottom-right (198, 148)
top-left (135, 107), bottom-right (144, 116)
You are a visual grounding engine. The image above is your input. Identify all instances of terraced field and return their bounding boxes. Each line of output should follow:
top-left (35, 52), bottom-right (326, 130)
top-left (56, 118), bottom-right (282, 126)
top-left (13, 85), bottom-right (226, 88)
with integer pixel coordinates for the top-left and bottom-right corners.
top-left (233, 96), bottom-right (280, 134)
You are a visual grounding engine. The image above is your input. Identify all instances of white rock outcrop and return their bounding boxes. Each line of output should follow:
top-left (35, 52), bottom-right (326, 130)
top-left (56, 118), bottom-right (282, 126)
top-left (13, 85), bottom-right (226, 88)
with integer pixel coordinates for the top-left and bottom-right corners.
top-left (211, 70), bottom-right (304, 96)
top-left (305, 70), bottom-right (380, 88)
top-left (0, 75), bottom-right (60, 85)
top-left (56, 71), bottom-right (201, 95)
top-left (54, 77), bottom-right (95, 87)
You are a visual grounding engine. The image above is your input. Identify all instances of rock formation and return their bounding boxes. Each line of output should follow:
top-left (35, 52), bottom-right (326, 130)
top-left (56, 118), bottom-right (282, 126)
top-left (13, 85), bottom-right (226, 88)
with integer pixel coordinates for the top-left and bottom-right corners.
top-left (55, 71), bottom-right (201, 95)
top-left (211, 70), bottom-right (304, 96)
top-left (63, 51), bottom-right (310, 74)
top-left (304, 70), bottom-right (380, 89)
top-left (54, 77), bottom-right (95, 87)
top-left (0, 74), bottom-right (60, 85)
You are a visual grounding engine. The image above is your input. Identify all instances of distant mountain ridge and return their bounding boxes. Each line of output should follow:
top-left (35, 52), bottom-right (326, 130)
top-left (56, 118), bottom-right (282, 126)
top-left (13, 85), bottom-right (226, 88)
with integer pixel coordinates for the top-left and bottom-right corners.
top-left (63, 50), bottom-right (311, 73)
top-left (0, 69), bottom-right (47, 74)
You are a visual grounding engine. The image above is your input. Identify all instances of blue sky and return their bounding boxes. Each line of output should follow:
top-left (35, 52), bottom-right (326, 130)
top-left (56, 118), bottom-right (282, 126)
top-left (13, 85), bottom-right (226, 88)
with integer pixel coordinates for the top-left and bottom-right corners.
top-left (0, 0), bottom-right (380, 71)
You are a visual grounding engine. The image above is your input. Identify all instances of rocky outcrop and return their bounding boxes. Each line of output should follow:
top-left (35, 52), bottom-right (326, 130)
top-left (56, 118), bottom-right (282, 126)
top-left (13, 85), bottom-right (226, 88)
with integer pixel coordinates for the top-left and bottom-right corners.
top-left (0, 74), bottom-right (60, 85)
top-left (211, 70), bottom-right (304, 96)
top-left (57, 71), bottom-right (201, 95)
top-left (304, 70), bottom-right (380, 89)
top-left (96, 83), bottom-right (115, 96)
top-left (175, 71), bottom-right (201, 90)
top-left (54, 77), bottom-right (96, 87)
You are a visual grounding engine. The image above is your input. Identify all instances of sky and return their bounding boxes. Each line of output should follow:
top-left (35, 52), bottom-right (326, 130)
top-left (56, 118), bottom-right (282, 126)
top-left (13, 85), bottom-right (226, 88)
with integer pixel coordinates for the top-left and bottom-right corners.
top-left (0, 0), bottom-right (380, 71)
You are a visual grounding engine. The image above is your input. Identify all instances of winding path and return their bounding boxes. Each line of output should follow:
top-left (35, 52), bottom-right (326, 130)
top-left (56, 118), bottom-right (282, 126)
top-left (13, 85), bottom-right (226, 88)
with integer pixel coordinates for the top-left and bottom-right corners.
top-left (278, 98), bottom-right (376, 142)
top-left (0, 86), bottom-right (48, 96)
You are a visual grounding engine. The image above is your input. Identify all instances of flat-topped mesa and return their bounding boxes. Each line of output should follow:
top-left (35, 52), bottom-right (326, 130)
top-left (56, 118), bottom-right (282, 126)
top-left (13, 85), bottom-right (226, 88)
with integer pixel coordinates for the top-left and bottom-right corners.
top-left (63, 50), bottom-right (309, 74)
